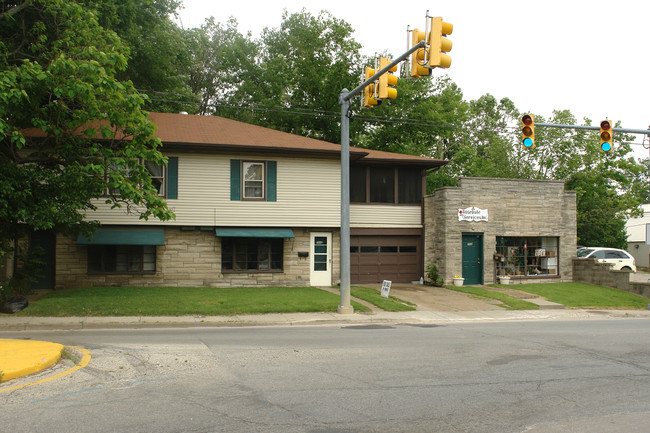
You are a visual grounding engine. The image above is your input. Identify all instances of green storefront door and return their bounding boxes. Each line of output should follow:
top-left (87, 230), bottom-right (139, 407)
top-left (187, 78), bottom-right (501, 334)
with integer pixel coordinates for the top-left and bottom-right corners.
top-left (462, 233), bottom-right (483, 285)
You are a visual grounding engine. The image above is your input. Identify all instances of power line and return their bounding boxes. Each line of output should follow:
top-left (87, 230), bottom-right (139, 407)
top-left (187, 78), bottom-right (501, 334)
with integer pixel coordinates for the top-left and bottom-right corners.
top-left (143, 94), bottom-right (650, 149)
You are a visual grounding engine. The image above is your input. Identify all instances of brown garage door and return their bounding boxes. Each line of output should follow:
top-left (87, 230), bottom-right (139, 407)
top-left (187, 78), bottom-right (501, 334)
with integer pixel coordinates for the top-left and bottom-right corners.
top-left (350, 236), bottom-right (421, 283)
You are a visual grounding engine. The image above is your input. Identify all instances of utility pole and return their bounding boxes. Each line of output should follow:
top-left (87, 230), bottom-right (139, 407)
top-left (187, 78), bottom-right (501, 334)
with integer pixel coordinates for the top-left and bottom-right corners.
top-left (337, 42), bottom-right (425, 314)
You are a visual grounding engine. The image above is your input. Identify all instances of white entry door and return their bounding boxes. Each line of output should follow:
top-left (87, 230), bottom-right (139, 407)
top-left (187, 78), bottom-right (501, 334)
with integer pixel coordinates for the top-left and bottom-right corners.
top-left (310, 232), bottom-right (332, 286)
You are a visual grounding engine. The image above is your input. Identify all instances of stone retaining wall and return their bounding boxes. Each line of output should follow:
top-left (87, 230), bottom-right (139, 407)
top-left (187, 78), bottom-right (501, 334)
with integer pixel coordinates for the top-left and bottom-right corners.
top-left (573, 258), bottom-right (650, 299)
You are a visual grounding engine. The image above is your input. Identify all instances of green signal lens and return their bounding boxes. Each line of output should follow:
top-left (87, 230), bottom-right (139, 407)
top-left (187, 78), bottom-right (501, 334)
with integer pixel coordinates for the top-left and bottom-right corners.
top-left (523, 137), bottom-right (534, 148)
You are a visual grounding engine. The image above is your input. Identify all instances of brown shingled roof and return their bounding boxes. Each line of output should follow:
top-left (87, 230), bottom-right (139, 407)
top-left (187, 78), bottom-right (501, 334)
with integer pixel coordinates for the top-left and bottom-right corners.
top-left (21, 112), bottom-right (447, 168)
top-left (150, 112), bottom-right (447, 168)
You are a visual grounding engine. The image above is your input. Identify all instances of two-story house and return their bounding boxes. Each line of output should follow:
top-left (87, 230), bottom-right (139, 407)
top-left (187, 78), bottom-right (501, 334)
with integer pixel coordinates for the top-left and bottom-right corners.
top-left (47, 112), bottom-right (445, 289)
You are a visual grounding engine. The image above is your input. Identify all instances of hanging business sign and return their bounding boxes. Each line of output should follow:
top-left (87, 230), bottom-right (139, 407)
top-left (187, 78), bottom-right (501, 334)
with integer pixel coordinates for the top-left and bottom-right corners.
top-left (458, 206), bottom-right (488, 222)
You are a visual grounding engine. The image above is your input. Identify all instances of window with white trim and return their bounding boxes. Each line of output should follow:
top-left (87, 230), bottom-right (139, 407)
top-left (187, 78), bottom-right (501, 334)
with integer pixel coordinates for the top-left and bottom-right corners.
top-left (144, 160), bottom-right (166, 196)
top-left (243, 161), bottom-right (265, 199)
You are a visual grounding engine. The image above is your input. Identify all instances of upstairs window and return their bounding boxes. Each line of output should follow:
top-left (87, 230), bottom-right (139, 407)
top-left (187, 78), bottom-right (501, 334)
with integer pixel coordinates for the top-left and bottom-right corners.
top-left (104, 156), bottom-right (177, 199)
top-left (243, 161), bottom-right (265, 199)
top-left (351, 166), bottom-right (422, 205)
top-left (144, 160), bottom-right (166, 196)
top-left (398, 168), bottom-right (421, 204)
top-left (370, 167), bottom-right (395, 203)
top-left (230, 160), bottom-right (277, 202)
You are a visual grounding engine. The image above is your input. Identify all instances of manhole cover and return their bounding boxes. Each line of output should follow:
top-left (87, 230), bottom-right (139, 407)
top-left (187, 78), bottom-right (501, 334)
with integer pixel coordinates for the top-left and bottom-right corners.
top-left (403, 324), bottom-right (441, 328)
top-left (341, 324), bottom-right (395, 330)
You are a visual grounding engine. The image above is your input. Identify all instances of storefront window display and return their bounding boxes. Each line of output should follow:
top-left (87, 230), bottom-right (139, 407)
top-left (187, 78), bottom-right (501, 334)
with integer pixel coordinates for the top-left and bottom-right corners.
top-left (496, 237), bottom-right (559, 277)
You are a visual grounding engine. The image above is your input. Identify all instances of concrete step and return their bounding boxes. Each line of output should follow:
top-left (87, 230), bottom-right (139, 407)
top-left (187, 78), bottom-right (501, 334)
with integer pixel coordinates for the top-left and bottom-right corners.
top-left (527, 298), bottom-right (565, 309)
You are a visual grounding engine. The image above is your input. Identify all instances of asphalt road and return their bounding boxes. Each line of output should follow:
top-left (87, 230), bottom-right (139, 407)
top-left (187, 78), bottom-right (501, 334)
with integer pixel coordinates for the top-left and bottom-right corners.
top-left (2, 319), bottom-right (649, 433)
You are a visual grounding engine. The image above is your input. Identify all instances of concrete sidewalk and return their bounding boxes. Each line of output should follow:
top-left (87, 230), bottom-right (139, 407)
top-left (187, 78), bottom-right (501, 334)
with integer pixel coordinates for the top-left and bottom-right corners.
top-left (3, 308), bottom-right (650, 332)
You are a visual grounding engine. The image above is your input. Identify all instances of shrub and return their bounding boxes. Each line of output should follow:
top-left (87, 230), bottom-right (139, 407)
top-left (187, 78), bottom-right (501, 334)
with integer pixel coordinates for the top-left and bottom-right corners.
top-left (426, 264), bottom-right (444, 287)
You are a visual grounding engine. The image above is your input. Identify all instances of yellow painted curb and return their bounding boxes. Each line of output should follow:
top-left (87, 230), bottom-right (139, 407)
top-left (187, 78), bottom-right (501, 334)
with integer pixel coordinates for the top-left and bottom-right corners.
top-left (0, 344), bottom-right (91, 393)
top-left (0, 339), bottom-right (63, 382)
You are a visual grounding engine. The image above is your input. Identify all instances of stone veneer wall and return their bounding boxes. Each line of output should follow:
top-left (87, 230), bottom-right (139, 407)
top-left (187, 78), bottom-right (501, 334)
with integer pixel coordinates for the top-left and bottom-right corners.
top-left (424, 177), bottom-right (577, 285)
top-left (55, 227), bottom-right (340, 289)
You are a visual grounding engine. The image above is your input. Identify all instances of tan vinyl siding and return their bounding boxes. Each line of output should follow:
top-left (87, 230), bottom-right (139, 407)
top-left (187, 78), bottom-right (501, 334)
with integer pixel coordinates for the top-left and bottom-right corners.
top-left (351, 204), bottom-right (422, 228)
top-left (87, 153), bottom-right (341, 227)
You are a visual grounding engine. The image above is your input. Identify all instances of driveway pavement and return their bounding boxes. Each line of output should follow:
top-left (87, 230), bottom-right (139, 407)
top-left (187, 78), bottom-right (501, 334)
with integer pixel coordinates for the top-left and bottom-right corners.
top-left (365, 283), bottom-right (504, 311)
top-left (629, 270), bottom-right (650, 283)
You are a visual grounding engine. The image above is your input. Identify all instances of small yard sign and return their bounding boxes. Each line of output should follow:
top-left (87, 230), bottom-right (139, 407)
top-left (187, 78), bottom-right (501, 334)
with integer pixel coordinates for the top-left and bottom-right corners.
top-left (380, 280), bottom-right (392, 298)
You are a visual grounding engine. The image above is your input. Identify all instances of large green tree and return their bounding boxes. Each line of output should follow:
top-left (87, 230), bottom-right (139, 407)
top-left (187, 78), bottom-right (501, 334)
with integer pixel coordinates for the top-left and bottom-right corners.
top-left (0, 0), bottom-right (174, 258)
top-left (223, 9), bottom-right (363, 143)
top-left (78, 0), bottom-right (194, 112)
top-left (183, 17), bottom-right (257, 115)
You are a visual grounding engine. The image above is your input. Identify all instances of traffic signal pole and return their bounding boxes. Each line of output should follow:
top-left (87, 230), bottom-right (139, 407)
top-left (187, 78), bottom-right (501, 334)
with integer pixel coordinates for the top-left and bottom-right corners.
top-left (337, 41), bottom-right (425, 314)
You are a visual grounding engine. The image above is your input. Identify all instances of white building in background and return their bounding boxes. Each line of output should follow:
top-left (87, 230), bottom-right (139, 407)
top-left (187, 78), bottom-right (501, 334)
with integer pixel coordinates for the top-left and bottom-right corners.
top-left (625, 204), bottom-right (650, 268)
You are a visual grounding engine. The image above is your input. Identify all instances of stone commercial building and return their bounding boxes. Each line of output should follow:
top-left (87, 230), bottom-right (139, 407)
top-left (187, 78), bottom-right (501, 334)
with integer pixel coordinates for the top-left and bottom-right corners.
top-left (425, 177), bottom-right (577, 285)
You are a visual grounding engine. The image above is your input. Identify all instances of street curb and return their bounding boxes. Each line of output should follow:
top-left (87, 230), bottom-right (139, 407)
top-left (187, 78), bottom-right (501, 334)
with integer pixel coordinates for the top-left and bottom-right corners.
top-left (2, 309), bottom-right (650, 331)
top-left (0, 339), bottom-right (63, 382)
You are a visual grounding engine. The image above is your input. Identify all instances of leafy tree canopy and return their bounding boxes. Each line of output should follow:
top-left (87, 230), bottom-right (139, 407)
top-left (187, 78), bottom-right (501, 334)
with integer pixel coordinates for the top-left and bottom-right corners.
top-left (77, 0), bottom-right (194, 112)
top-left (0, 0), bottom-right (174, 256)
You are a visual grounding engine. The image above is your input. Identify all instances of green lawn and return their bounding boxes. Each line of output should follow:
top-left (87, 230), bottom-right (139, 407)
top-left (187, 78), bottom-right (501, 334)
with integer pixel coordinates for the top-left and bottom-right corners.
top-left (11, 282), bottom-right (648, 317)
top-left (17, 286), bottom-right (371, 317)
top-left (494, 282), bottom-right (649, 309)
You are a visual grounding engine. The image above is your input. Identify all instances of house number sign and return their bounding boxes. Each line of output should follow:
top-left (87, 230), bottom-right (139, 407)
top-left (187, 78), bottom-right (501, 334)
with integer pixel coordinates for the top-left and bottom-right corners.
top-left (458, 206), bottom-right (488, 222)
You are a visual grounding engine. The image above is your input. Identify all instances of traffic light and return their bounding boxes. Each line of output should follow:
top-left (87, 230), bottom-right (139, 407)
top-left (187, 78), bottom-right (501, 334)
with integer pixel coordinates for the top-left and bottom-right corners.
top-left (522, 114), bottom-right (535, 149)
top-left (428, 17), bottom-right (453, 69)
top-left (363, 66), bottom-right (379, 108)
top-left (599, 120), bottom-right (613, 152)
top-left (378, 57), bottom-right (398, 100)
top-left (410, 28), bottom-right (430, 78)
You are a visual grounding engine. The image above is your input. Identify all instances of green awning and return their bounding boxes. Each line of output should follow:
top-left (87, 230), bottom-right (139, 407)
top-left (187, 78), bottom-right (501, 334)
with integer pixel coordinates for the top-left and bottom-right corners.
top-left (215, 228), bottom-right (295, 238)
top-left (77, 227), bottom-right (165, 245)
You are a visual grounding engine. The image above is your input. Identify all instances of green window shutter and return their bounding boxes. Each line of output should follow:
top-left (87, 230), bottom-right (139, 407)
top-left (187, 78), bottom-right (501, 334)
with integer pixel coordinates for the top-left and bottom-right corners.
top-left (266, 160), bottom-right (277, 202)
top-left (167, 156), bottom-right (178, 199)
top-left (230, 159), bottom-right (241, 200)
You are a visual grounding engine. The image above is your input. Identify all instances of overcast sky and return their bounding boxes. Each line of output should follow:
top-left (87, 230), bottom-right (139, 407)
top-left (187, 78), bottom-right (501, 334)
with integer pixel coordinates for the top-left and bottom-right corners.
top-left (175, 0), bottom-right (650, 158)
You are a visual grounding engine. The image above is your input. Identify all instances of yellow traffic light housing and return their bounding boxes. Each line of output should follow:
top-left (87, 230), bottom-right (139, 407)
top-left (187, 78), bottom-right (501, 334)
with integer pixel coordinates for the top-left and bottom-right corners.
top-left (378, 57), bottom-right (398, 100)
top-left (410, 28), bottom-right (430, 78)
top-left (599, 120), bottom-right (613, 152)
top-left (428, 17), bottom-right (453, 69)
top-left (522, 114), bottom-right (535, 149)
top-left (363, 66), bottom-right (379, 108)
